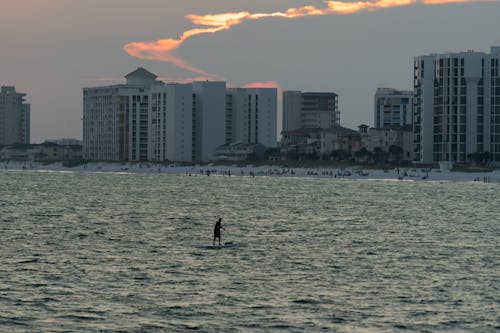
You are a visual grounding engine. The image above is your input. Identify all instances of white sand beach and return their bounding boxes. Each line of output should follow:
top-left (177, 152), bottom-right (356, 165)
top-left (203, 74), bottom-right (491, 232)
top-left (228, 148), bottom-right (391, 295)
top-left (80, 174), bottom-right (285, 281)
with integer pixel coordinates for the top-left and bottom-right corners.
top-left (1, 160), bottom-right (499, 183)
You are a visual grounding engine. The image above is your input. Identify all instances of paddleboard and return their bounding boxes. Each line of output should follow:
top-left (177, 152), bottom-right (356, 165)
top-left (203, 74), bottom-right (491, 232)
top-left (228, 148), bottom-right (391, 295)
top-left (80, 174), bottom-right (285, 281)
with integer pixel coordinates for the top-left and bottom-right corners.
top-left (197, 242), bottom-right (240, 250)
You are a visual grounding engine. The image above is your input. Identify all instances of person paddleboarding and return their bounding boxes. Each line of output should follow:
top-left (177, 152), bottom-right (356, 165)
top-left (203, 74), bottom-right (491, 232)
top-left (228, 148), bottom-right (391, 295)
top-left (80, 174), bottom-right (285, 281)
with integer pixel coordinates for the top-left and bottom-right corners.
top-left (213, 217), bottom-right (224, 245)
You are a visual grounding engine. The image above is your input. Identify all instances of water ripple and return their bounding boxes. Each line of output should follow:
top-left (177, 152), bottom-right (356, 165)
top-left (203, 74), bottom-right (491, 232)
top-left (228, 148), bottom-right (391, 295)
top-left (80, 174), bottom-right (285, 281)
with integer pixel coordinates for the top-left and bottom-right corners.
top-left (0, 171), bottom-right (498, 332)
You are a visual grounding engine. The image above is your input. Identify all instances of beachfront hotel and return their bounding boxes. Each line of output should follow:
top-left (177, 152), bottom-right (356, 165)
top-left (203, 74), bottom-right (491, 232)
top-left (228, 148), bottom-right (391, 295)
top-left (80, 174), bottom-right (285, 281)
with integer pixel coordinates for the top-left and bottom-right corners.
top-left (282, 91), bottom-right (340, 132)
top-left (414, 46), bottom-right (500, 165)
top-left (83, 68), bottom-right (278, 163)
top-left (374, 88), bottom-right (413, 129)
top-left (0, 86), bottom-right (30, 145)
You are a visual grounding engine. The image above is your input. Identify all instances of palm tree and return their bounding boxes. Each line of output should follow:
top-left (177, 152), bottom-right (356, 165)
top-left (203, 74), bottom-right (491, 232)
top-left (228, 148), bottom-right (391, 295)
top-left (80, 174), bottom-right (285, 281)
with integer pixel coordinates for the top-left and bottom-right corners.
top-left (372, 147), bottom-right (387, 164)
top-left (332, 149), bottom-right (351, 161)
top-left (467, 152), bottom-right (483, 165)
top-left (483, 152), bottom-right (493, 165)
top-left (468, 151), bottom-right (493, 166)
top-left (354, 147), bottom-right (371, 163)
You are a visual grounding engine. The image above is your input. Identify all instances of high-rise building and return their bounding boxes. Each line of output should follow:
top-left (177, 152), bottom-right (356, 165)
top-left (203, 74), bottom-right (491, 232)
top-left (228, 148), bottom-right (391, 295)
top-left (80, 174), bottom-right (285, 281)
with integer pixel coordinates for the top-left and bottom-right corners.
top-left (227, 88), bottom-right (278, 148)
top-left (282, 91), bottom-right (339, 132)
top-left (192, 81), bottom-right (227, 163)
top-left (0, 86), bottom-right (30, 145)
top-left (282, 91), bottom-right (302, 132)
top-left (83, 68), bottom-right (278, 162)
top-left (374, 88), bottom-right (413, 128)
top-left (414, 46), bottom-right (500, 164)
top-left (149, 83), bottom-right (193, 162)
top-left (83, 67), bottom-right (161, 161)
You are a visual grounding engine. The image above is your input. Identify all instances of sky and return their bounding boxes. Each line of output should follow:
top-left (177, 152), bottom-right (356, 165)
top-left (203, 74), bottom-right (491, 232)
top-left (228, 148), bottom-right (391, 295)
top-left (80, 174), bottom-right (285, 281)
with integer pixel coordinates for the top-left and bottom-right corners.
top-left (1, 0), bottom-right (499, 143)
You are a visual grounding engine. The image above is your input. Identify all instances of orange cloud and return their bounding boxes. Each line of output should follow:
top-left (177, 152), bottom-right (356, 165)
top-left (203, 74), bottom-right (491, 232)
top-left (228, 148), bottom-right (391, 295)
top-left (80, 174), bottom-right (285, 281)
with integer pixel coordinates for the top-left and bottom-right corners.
top-left (124, 0), bottom-right (491, 76)
top-left (157, 76), bottom-right (220, 84)
top-left (186, 12), bottom-right (252, 27)
top-left (423, 0), bottom-right (485, 3)
top-left (242, 81), bottom-right (283, 103)
top-left (242, 81), bottom-right (280, 89)
top-left (123, 37), bottom-right (216, 77)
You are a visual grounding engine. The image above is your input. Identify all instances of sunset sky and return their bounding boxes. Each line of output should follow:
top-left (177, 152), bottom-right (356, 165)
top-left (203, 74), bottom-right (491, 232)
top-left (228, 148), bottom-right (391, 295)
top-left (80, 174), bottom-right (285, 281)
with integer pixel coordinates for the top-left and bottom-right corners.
top-left (1, 0), bottom-right (499, 142)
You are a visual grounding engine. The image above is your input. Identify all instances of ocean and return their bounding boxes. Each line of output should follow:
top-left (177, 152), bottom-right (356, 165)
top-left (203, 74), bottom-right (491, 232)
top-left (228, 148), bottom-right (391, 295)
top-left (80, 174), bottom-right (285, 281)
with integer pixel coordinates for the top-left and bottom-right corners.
top-left (0, 169), bottom-right (498, 332)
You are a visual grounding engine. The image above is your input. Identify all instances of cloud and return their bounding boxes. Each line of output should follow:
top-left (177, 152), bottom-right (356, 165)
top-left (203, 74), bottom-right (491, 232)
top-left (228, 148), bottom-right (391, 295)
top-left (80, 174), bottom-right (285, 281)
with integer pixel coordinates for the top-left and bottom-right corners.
top-left (123, 0), bottom-right (491, 76)
top-left (156, 76), bottom-right (220, 84)
top-left (242, 81), bottom-right (281, 89)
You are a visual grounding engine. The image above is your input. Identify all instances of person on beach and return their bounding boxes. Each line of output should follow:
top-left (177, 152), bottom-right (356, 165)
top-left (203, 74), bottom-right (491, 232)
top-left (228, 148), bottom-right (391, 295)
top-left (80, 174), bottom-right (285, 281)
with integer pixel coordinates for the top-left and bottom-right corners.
top-left (213, 218), bottom-right (224, 245)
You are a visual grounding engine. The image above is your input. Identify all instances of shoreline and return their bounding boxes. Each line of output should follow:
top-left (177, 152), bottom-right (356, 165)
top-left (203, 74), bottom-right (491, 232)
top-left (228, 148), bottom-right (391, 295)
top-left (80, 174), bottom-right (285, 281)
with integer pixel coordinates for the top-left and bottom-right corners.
top-left (1, 160), bottom-right (499, 183)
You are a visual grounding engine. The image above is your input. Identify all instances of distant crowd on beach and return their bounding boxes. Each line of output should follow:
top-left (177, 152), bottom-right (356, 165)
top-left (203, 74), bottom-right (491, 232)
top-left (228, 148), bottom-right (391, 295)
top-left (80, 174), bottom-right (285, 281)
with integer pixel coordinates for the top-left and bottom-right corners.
top-left (180, 165), bottom-right (500, 183)
top-left (473, 176), bottom-right (495, 183)
top-left (186, 167), bottom-right (353, 178)
top-left (1, 160), bottom-right (500, 183)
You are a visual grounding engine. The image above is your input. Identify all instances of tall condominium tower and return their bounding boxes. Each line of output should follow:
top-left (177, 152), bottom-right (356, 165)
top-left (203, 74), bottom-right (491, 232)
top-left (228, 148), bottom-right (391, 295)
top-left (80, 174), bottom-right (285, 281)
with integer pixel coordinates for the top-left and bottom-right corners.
top-left (282, 91), bottom-right (339, 132)
top-left (83, 67), bottom-right (161, 161)
top-left (227, 88), bottom-right (278, 148)
top-left (0, 86), bottom-right (30, 145)
top-left (374, 88), bottom-right (413, 128)
top-left (414, 46), bottom-right (500, 164)
top-left (149, 83), bottom-right (193, 162)
top-left (192, 81), bottom-right (227, 163)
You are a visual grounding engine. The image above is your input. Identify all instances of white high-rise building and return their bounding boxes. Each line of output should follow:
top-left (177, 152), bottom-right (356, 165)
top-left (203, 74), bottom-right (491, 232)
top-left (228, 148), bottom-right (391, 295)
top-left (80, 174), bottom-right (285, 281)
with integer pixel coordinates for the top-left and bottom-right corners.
top-left (83, 68), bottom-right (278, 162)
top-left (192, 81), bottom-right (227, 162)
top-left (414, 46), bottom-right (500, 164)
top-left (374, 88), bottom-right (413, 128)
top-left (227, 88), bottom-right (278, 148)
top-left (0, 86), bottom-right (30, 145)
top-left (149, 83), bottom-right (193, 162)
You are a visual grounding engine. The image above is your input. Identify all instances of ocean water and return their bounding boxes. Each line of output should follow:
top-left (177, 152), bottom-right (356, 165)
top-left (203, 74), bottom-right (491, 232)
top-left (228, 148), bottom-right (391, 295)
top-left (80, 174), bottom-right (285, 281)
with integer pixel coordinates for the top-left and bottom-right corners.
top-left (0, 170), bottom-right (498, 332)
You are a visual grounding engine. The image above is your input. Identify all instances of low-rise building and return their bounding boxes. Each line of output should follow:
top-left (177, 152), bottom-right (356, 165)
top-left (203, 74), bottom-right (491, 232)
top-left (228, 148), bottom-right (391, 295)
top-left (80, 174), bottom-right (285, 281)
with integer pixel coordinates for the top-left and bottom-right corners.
top-left (0, 144), bottom-right (35, 161)
top-left (281, 126), bottom-right (362, 160)
top-left (359, 124), bottom-right (413, 162)
top-left (320, 126), bottom-right (361, 156)
top-left (34, 142), bottom-right (64, 162)
top-left (215, 142), bottom-right (266, 161)
top-left (0, 142), bottom-right (83, 163)
top-left (280, 128), bottom-right (322, 159)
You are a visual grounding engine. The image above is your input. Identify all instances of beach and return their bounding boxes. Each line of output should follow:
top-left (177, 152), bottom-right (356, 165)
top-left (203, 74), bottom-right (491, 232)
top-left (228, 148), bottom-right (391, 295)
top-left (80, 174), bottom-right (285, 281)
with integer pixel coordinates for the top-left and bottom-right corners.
top-left (1, 160), bottom-right (499, 183)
